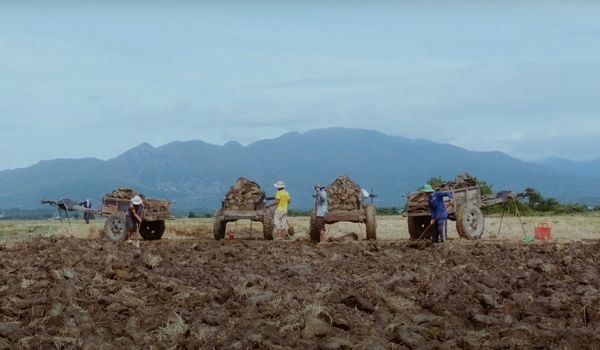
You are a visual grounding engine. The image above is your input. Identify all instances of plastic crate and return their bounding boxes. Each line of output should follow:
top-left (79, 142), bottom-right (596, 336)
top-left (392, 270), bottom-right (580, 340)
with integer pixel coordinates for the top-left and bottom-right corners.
top-left (535, 223), bottom-right (552, 240)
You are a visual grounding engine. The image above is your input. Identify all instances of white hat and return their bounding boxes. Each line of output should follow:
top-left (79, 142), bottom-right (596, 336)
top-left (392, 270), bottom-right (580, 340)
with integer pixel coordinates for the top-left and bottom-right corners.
top-left (274, 181), bottom-right (286, 189)
top-left (131, 195), bottom-right (143, 205)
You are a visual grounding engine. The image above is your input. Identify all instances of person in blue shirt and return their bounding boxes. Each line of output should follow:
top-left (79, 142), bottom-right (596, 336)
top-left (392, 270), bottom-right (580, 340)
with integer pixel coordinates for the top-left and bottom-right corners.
top-left (314, 184), bottom-right (328, 242)
top-left (422, 184), bottom-right (454, 243)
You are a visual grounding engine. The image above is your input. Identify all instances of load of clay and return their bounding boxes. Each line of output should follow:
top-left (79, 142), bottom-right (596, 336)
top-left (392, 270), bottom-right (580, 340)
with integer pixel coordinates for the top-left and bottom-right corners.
top-left (144, 199), bottom-right (170, 214)
top-left (109, 188), bottom-right (139, 200)
top-left (223, 177), bottom-right (265, 210)
top-left (438, 173), bottom-right (477, 191)
top-left (106, 188), bottom-right (168, 214)
top-left (406, 173), bottom-right (477, 212)
top-left (326, 176), bottom-right (361, 211)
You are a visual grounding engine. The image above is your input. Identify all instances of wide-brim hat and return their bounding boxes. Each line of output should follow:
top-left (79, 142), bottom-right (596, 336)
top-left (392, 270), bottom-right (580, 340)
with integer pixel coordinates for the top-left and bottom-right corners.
top-left (131, 195), bottom-right (143, 205)
top-left (274, 181), bottom-right (286, 189)
top-left (421, 184), bottom-right (434, 193)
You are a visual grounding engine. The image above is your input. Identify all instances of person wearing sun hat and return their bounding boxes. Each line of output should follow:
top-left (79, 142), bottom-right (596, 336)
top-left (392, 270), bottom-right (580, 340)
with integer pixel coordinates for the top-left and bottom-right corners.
top-left (267, 181), bottom-right (292, 239)
top-left (125, 195), bottom-right (144, 246)
top-left (422, 184), bottom-right (454, 243)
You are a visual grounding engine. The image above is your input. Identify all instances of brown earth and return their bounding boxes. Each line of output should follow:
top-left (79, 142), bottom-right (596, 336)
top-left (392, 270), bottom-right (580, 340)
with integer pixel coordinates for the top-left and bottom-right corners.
top-left (2, 237), bottom-right (600, 349)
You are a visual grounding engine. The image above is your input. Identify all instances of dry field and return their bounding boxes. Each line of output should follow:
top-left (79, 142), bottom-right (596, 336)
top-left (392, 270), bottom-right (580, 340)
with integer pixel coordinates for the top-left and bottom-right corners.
top-left (3, 215), bottom-right (600, 243)
top-left (164, 215), bottom-right (600, 242)
top-left (1, 215), bottom-right (600, 349)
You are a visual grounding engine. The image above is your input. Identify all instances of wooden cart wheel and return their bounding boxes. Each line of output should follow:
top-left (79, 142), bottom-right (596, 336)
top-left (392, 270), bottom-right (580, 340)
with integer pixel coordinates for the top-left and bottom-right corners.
top-left (213, 209), bottom-right (226, 240)
top-left (364, 204), bottom-right (377, 240)
top-left (104, 213), bottom-right (127, 242)
top-left (262, 208), bottom-right (274, 240)
top-left (309, 209), bottom-right (320, 242)
top-left (456, 203), bottom-right (485, 240)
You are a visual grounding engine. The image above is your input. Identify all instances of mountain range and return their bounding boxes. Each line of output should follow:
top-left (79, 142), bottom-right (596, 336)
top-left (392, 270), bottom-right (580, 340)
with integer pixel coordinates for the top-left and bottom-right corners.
top-left (1, 128), bottom-right (599, 211)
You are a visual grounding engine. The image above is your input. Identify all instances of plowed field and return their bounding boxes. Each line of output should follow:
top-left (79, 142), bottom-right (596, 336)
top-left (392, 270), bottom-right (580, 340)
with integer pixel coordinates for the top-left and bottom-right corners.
top-left (2, 236), bottom-right (600, 349)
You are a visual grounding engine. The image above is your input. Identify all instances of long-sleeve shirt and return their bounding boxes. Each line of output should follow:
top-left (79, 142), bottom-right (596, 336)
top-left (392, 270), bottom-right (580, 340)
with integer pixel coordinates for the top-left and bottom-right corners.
top-left (428, 191), bottom-right (453, 221)
top-left (316, 189), bottom-right (328, 217)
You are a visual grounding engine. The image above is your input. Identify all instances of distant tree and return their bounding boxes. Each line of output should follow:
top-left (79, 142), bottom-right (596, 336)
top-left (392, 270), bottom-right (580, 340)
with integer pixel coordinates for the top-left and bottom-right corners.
top-left (187, 211), bottom-right (197, 218)
top-left (376, 207), bottom-right (399, 215)
top-left (474, 178), bottom-right (493, 195)
top-left (427, 176), bottom-right (445, 188)
top-left (536, 198), bottom-right (561, 212)
top-left (524, 187), bottom-right (542, 209)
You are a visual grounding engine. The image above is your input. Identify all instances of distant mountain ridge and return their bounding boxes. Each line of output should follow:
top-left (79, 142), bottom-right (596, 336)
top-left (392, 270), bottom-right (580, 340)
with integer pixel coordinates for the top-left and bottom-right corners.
top-left (1, 127), bottom-right (599, 210)
top-left (537, 157), bottom-right (600, 178)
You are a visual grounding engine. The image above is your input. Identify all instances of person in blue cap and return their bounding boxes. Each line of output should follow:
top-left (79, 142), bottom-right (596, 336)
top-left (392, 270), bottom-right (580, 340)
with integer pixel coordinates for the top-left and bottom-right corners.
top-left (422, 184), bottom-right (454, 243)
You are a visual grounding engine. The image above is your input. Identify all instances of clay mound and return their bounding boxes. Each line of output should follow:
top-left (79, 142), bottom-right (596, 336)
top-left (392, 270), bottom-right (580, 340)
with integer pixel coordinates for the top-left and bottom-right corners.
top-left (438, 173), bottom-right (477, 191)
top-left (223, 177), bottom-right (265, 211)
top-left (107, 189), bottom-right (168, 214)
top-left (407, 192), bottom-right (430, 213)
top-left (144, 199), bottom-right (169, 214)
top-left (407, 173), bottom-right (477, 213)
top-left (109, 188), bottom-right (139, 200)
top-left (326, 176), bottom-right (361, 211)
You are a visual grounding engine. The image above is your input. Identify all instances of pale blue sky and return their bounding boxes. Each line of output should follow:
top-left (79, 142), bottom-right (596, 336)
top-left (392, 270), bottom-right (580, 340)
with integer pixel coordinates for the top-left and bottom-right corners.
top-left (1, 1), bottom-right (599, 170)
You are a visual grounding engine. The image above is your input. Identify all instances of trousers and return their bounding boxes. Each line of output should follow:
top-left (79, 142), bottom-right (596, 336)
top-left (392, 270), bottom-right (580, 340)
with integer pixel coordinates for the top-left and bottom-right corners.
top-left (431, 219), bottom-right (447, 243)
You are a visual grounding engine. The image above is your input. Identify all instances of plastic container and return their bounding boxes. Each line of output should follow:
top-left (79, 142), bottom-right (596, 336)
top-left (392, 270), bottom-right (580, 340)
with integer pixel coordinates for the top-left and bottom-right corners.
top-left (534, 223), bottom-right (552, 240)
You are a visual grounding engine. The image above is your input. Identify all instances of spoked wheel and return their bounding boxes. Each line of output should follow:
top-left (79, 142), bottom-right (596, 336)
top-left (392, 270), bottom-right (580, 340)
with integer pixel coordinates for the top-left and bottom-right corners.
top-left (309, 209), bottom-right (320, 242)
top-left (104, 213), bottom-right (127, 242)
top-left (139, 220), bottom-right (165, 240)
top-left (456, 203), bottom-right (485, 240)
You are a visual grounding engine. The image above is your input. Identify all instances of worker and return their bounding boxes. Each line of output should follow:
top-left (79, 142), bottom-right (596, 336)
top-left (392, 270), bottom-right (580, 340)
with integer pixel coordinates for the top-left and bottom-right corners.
top-left (314, 184), bottom-right (328, 242)
top-left (79, 199), bottom-right (93, 224)
top-left (266, 181), bottom-right (291, 240)
top-left (360, 187), bottom-right (371, 204)
top-left (126, 195), bottom-right (144, 248)
top-left (422, 184), bottom-right (453, 243)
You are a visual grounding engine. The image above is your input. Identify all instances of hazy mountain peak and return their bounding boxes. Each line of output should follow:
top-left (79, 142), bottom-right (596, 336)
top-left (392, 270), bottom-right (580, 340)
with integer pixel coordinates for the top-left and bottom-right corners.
top-left (224, 140), bottom-right (243, 148)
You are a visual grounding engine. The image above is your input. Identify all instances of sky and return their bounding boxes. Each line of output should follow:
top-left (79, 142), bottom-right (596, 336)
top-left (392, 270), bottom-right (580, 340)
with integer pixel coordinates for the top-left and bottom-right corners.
top-left (1, 0), bottom-right (599, 170)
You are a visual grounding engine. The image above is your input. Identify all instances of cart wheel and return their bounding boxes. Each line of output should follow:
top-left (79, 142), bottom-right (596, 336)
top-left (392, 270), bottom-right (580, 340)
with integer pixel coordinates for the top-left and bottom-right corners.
top-left (309, 209), bottom-right (320, 242)
top-left (407, 215), bottom-right (433, 240)
top-left (456, 203), bottom-right (485, 240)
top-left (262, 208), bottom-right (274, 240)
top-left (213, 209), bottom-right (226, 240)
top-left (104, 213), bottom-right (127, 242)
top-left (139, 220), bottom-right (165, 240)
top-left (365, 204), bottom-right (377, 240)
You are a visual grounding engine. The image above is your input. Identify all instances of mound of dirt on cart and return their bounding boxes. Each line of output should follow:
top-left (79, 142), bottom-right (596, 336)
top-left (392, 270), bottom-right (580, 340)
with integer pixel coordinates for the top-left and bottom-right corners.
top-left (109, 188), bottom-right (139, 200)
top-left (222, 177), bottom-right (265, 210)
top-left (326, 175), bottom-right (362, 211)
top-left (407, 173), bottom-right (477, 212)
top-left (106, 188), bottom-right (169, 214)
top-left (2, 238), bottom-right (600, 348)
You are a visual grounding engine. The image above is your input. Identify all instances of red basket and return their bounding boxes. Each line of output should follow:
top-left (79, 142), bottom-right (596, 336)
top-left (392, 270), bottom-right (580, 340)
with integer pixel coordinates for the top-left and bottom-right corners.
top-left (534, 223), bottom-right (551, 240)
